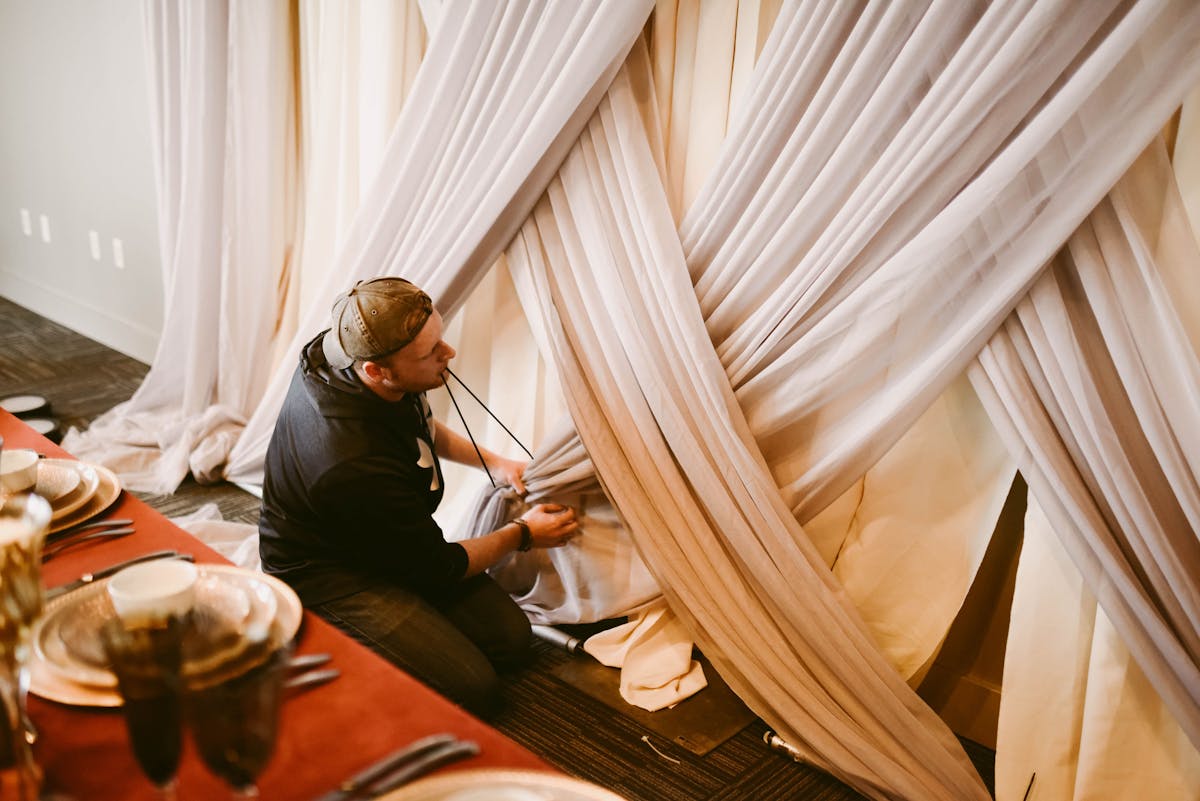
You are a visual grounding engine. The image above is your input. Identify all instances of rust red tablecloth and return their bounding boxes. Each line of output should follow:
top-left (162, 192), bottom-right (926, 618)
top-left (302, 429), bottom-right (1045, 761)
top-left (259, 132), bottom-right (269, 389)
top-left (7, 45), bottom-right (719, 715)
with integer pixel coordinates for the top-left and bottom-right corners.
top-left (1, 410), bottom-right (548, 800)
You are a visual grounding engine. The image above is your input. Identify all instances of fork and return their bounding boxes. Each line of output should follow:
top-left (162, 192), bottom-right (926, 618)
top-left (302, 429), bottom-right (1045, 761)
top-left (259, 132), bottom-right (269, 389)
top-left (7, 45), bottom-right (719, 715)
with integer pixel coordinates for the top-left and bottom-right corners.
top-left (41, 528), bottom-right (135, 560)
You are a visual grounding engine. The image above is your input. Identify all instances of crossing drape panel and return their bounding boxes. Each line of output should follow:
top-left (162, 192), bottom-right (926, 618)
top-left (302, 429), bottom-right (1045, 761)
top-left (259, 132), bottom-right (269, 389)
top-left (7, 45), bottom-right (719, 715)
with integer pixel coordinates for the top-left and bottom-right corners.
top-left (971, 138), bottom-right (1200, 748)
top-left (225, 0), bottom-right (655, 484)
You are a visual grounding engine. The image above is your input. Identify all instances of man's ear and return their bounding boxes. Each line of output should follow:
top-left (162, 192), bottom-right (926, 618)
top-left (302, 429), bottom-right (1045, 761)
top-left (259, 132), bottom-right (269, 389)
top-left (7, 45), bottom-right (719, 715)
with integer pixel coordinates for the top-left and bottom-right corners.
top-left (359, 359), bottom-right (386, 383)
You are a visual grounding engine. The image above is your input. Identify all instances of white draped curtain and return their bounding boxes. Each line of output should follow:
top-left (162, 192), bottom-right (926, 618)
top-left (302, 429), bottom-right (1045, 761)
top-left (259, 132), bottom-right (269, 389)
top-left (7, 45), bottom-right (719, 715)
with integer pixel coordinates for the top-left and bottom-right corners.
top-left (65, 0), bottom-right (294, 493)
top-left (65, 2), bottom-right (1200, 799)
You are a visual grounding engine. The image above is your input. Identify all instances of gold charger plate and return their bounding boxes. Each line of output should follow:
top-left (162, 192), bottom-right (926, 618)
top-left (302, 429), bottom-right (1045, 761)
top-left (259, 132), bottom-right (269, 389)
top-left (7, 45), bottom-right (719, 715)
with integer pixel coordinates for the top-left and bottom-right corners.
top-left (379, 770), bottom-right (629, 801)
top-left (34, 460), bottom-right (81, 503)
top-left (29, 565), bottom-right (303, 707)
top-left (48, 462), bottom-right (121, 533)
top-left (40, 572), bottom-right (270, 688)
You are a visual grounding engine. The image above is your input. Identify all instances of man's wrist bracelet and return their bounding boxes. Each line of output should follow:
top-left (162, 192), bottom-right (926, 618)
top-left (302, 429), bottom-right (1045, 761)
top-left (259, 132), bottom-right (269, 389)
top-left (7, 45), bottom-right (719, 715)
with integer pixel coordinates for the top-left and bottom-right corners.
top-left (512, 519), bottom-right (533, 552)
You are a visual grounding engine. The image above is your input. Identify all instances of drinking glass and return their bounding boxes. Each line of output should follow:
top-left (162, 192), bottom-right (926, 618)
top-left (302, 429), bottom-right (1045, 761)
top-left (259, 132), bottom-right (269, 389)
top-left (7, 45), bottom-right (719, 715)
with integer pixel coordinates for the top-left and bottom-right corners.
top-left (99, 617), bottom-right (186, 800)
top-left (186, 642), bottom-right (291, 799)
top-left (0, 492), bottom-right (51, 801)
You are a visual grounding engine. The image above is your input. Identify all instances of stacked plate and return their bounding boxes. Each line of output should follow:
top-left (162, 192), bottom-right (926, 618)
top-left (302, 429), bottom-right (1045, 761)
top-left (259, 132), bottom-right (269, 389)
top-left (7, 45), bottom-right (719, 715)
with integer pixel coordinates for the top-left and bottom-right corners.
top-left (30, 565), bottom-right (303, 707)
top-left (33, 459), bottom-right (123, 535)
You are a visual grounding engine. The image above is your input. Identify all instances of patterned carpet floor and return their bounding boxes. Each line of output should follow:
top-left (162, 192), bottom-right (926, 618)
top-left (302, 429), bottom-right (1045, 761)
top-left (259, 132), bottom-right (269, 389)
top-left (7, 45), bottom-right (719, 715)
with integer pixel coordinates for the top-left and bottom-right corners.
top-left (0, 296), bottom-right (994, 800)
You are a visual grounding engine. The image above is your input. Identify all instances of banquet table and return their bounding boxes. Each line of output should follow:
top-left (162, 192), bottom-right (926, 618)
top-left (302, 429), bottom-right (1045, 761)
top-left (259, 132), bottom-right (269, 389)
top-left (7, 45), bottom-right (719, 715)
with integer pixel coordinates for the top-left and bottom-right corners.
top-left (0, 409), bottom-right (550, 801)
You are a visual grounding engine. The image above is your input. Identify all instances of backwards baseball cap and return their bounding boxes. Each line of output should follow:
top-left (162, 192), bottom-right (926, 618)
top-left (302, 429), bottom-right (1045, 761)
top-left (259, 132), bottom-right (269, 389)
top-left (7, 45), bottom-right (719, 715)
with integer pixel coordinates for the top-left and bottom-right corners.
top-left (322, 277), bottom-right (433, 369)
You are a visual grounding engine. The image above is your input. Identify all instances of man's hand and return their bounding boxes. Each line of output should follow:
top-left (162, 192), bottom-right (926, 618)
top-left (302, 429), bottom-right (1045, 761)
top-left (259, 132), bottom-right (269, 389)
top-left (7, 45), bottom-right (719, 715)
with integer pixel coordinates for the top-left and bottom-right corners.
top-left (487, 455), bottom-right (528, 494)
top-left (520, 503), bottom-right (579, 548)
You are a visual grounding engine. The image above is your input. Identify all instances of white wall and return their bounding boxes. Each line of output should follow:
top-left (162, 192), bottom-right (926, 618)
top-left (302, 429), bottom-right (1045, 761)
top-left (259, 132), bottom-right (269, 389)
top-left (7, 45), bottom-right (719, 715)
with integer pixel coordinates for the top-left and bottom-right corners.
top-left (0, 0), bottom-right (162, 363)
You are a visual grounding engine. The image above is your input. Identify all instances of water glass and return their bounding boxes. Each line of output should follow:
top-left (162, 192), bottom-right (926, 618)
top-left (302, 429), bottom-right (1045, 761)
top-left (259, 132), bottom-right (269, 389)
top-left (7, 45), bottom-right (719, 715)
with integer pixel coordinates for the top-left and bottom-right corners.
top-left (99, 617), bottom-right (186, 800)
top-left (186, 642), bottom-right (292, 798)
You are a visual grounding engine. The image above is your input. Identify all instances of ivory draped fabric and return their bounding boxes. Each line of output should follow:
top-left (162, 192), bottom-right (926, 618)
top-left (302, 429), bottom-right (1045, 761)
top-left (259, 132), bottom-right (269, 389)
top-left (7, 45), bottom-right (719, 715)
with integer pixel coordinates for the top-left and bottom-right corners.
top-left (278, 0), bottom-right (428, 365)
top-left (61, 1), bottom-right (1200, 798)
top-left (506, 47), bottom-right (992, 799)
top-left (225, 0), bottom-right (655, 484)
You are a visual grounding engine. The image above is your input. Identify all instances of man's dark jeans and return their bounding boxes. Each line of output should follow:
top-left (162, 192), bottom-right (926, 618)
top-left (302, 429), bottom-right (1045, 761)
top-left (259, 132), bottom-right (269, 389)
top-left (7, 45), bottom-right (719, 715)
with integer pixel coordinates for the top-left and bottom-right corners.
top-left (312, 573), bottom-right (532, 717)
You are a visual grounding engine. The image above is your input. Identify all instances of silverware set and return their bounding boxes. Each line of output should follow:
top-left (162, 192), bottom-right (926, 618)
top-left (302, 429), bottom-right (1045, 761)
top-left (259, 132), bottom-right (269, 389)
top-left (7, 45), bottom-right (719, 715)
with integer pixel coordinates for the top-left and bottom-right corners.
top-left (285, 652), bottom-right (340, 692)
top-left (312, 733), bottom-right (481, 801)
top-left (42, 519), bottom-right (136, 561)
top-left (45, 550), bottom-right (193, 600)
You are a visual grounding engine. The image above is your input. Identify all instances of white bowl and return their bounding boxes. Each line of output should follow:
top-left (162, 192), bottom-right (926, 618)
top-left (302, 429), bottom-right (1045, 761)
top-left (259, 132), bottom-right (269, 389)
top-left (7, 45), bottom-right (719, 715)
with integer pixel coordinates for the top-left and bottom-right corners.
top-left (0, 449), bottom-right (40, 493)
top-left (107, 560), bottom-right (198, 626)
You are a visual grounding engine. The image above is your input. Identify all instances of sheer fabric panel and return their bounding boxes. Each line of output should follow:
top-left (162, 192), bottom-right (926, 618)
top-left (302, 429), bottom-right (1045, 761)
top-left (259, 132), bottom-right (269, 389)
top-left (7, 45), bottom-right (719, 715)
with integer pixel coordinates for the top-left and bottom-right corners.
top-left (970, 140), bottom-right (1200, 747)
top-left (685, 0), bottom-right (1200, 519)
top-left (64, 0), bottom-right (294, 494)
top-left (226, 0), bottom-right (654, 485)
top-left (278, 0), bottom-right (427, 367)
top-left (995, 498), bottom-right (1200, 800)
top-left (508, 53), bottom-right (991, 801)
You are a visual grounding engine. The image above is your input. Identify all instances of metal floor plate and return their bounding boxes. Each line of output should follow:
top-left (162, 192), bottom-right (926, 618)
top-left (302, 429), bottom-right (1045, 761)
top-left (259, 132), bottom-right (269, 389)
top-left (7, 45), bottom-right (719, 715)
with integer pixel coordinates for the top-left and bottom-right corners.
top-left (549, 652), bottom-right (755, 756)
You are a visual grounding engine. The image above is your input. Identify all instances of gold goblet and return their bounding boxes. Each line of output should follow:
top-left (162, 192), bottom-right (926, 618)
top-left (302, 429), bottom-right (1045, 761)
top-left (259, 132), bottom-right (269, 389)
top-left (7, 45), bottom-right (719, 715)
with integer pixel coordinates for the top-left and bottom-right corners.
top-left (0, 492), bottom-right (52, 800)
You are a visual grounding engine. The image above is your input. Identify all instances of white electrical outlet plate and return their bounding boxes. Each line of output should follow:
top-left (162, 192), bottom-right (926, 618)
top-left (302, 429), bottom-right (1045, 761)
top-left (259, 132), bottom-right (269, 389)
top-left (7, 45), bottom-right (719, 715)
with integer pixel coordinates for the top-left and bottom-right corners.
top-left (39, 214), bottom-right (51, 243)
top-left (19, 209), bottom-right (32, 236)
top-left (88, 230), bottom-right (102, 261)
top-left (111, 237), bottom-right (125, 268)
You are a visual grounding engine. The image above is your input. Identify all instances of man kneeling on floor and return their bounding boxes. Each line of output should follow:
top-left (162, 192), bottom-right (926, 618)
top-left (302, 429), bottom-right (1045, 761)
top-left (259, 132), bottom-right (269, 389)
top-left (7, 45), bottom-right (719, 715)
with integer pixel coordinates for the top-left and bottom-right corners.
top-left (258, 276), bottom-right (578, 716)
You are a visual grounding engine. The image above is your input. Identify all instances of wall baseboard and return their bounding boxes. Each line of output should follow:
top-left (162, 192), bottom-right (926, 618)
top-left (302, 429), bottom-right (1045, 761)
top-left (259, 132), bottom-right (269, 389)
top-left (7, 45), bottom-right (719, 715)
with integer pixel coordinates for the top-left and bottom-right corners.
top-left (0, 272), bottom-right (158, 364)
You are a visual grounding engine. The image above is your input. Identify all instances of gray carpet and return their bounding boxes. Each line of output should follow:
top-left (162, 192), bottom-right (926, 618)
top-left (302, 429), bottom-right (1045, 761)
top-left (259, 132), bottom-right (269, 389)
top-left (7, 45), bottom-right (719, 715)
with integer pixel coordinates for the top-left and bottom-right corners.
top-left (0, 295), bottom-right (995, 800)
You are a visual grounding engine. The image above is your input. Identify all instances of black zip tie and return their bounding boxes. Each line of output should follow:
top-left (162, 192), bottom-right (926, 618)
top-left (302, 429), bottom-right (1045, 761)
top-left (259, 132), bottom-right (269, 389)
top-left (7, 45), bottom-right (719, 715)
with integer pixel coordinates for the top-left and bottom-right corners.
top-left (441, 375), bottom-right (496, 488)
top-left (444, 368), bottom-right (533, 459)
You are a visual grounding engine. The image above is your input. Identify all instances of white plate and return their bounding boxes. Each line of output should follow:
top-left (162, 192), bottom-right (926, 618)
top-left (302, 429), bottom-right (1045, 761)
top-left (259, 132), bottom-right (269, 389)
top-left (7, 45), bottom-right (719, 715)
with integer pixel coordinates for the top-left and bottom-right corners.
top-left (0, 395), bottom-right (49, 415)
top-left (29, 564), bottom-right (303, 707)
top-left (48, 462), bottom-right (121, 533)
top-left (34, 460), bottom-right (81, 503)
top-left (379, 770), bottom-right (630, 801)
top-left (43, 460), bottom-right (100, 522)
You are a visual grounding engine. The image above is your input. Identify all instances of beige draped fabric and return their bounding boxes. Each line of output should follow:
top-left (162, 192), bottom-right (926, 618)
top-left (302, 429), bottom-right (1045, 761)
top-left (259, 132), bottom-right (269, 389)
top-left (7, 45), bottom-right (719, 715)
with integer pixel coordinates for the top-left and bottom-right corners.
top-left (506, 1), bottom-right (1200, 797)
top-left (997, 498), bottom-right (1200, 801)
top-left (971, 138), bottom-right (1200, 747)
top-left (508, 48), bottom-right (992, 800)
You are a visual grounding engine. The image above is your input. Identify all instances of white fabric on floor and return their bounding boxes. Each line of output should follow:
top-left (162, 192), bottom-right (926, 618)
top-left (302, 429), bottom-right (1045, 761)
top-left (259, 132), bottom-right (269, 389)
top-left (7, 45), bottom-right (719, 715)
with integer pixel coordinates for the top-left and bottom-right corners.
top-left (169, 503), bottom-right (261, 572)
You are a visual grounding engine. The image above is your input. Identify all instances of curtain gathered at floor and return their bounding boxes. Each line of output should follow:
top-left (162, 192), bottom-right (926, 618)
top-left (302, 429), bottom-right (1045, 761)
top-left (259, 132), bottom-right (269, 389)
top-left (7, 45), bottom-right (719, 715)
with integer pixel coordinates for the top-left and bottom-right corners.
top-left (65, 2), bottom-right (1200, 799)
top-left (64, 0), bottom-right (295, 493)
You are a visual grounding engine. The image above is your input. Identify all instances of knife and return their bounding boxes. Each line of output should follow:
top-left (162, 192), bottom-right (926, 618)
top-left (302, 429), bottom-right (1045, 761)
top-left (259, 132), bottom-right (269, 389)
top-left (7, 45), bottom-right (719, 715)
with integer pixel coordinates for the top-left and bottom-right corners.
top-left (310, 733), bottom-right (461, 801)
top-left (285, 667), bottom-right (341, 692)
top-left (45, 550), bottom-right (193, 600)
top-left (365, 739), bottom-right (480, 796)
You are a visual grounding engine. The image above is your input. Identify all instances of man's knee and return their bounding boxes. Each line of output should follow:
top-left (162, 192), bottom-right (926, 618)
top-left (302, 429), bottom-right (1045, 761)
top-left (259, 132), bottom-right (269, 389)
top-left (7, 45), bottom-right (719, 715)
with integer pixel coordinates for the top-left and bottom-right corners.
top-left (438, 659), bottom-right (503, 718)
top-left (485, 606), bottom-right (533, 671)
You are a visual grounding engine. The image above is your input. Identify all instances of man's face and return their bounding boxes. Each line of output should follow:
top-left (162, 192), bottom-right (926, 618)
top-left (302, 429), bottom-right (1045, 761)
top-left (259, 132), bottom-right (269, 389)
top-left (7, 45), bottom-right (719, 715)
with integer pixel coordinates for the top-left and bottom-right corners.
top-left (373, 310), bottom-right (456, 394)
